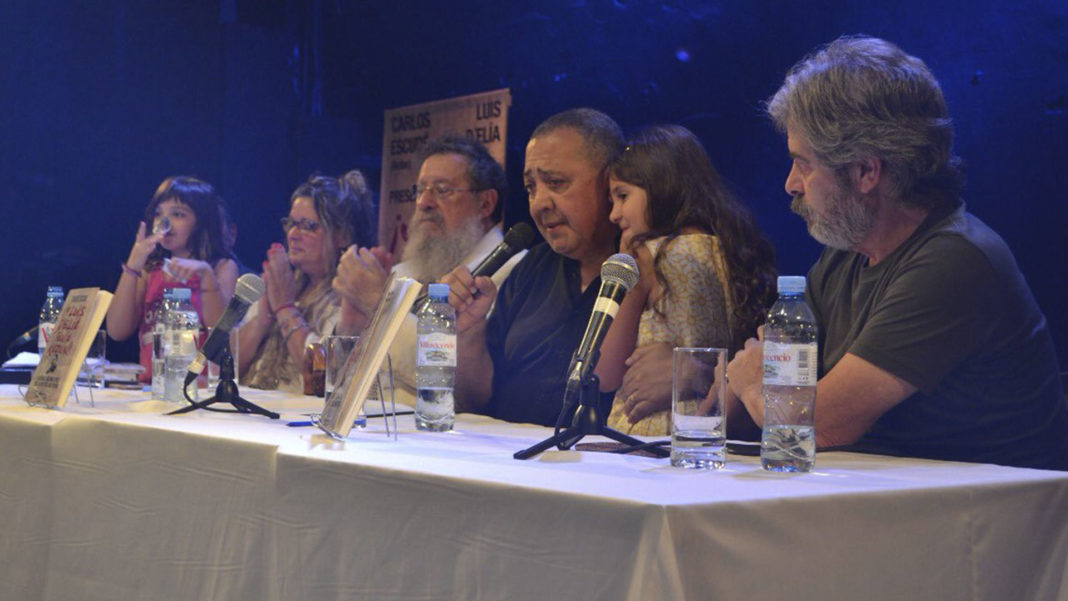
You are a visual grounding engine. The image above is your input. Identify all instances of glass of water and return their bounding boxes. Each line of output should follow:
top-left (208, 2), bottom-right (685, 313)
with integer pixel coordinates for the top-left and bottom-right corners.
top-left (325, 335), bottom-right (366, 427)
top-left (671, 347), bottom-right (728, 469)
top-left (80, 329), bottom-right (109, 389)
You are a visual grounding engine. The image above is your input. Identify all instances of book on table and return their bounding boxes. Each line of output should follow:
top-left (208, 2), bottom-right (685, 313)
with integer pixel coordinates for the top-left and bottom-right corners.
top-left (24, 287), bottom-right (113, 408)
top-left (317, 274), bottom-right (421, 438)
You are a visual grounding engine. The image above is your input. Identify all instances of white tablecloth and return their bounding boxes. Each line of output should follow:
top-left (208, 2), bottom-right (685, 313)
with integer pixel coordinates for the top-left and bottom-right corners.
top-left (1, 385), bottom-right (1066, 600)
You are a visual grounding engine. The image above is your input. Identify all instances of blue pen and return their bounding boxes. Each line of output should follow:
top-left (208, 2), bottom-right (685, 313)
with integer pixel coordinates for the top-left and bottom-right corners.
top-left (286, 410), bottom-right (413, 427)
top-left (287, 417), bottom-right (370, 428)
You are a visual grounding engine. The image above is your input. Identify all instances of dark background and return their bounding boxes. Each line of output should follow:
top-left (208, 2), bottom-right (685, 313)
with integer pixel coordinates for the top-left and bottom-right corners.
top-left (3, 0), bottom-right (1066, 366)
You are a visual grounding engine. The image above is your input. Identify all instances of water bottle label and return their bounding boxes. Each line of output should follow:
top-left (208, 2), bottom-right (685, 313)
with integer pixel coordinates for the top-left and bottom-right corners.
top-left (417, 332), bottom-right (456, 367)
top-left (762, 342), bottom-right (818, 386)
top-left (169, 330), bottom-right (199, 355)
top-left (39, 323), bottom-right (55, 350)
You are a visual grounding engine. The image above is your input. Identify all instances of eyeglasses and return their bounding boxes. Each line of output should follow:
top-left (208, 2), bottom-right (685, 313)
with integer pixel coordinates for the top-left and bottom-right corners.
top-left (281, 216), bottom-right (322, 234)
top-left (411, 182), bottom-right (478, 200)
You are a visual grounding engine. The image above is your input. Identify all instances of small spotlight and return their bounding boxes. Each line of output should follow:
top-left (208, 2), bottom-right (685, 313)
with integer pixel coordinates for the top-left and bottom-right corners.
top-left (675, 48), bottom-right (691, 63)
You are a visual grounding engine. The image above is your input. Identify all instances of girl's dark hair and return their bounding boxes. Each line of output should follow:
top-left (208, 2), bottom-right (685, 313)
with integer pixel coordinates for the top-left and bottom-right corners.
top-left (143, 176), bottom-right (232, 269)
top-left (609, 125), bottom-right (777, 349)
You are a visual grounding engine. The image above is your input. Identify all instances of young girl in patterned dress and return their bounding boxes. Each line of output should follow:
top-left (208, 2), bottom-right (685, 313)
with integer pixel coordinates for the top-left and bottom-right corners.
top-left (596, 125), bottom-right (777, 435)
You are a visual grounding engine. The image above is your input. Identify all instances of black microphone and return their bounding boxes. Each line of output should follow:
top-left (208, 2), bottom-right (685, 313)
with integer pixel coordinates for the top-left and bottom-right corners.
top-left (12, 326), bottom-right (36, 346)
top-left (563, 253), bottom-right (640, 402)
top-left (470, 222), bottom-right (536, 279)
top-left (410, 222), bottom-right (536, 314)
top-left (184, 273), bottom-right (265, 385)
top-left (5, 325), bottom-right (37, 359)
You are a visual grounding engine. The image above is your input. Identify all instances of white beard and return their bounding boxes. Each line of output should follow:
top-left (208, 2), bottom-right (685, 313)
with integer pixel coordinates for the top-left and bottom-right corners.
top-left (401, 211), bottom-right (486, 283)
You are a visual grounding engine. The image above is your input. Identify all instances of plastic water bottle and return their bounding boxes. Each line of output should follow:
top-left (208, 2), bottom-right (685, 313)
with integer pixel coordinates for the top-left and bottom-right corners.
top-left (760, 275), bottom-right (819, 472)
top-left (150, 289), bottom-right (177, 400)
top-left (38, 286), bottom-right (65, 355)
top-left (415, 283), bottom-right (456, 431)
top-left (163, 288), bottom-right (199, 404)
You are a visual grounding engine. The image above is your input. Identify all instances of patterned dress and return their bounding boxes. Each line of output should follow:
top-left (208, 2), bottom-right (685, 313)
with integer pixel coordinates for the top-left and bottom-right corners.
top-left (242, 283), bottom-right (339, 394)
top-left (606, 234), bottom-right (732, 436)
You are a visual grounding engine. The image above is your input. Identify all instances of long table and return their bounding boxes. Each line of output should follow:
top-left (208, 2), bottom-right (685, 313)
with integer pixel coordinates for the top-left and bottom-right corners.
top-left (1, 385), bottom-right (1066, 600)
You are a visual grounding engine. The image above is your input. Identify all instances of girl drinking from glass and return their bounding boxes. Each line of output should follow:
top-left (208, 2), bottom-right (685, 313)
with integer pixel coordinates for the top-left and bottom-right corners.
top-left (107, 176), bottom-right (239, 381)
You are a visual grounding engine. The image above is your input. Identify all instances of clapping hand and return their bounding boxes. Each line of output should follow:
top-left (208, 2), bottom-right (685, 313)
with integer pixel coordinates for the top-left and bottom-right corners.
top-left (263, 243), bottom-right (298, 313)
top-left (333, 246), bottom-right (393, 318)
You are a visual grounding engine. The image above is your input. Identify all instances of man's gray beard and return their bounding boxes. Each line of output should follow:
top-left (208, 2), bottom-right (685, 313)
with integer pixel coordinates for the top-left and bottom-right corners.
top-left (790, 187), bottom-right (875, 252)
top-left (401, 213), bottom-right (485, 283)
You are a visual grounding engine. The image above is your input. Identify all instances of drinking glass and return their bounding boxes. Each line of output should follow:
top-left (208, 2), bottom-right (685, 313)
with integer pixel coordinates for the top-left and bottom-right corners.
top-left (671, 347), bottom-right (728, 469)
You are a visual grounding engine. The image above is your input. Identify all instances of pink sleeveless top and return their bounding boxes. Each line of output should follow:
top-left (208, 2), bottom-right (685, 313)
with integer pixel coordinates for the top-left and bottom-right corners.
top-left (137, 268), bottom-right (206, 382)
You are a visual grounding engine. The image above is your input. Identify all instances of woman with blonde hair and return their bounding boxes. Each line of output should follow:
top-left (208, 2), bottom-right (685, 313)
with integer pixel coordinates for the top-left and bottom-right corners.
top-left (238, 170), bottom-right (375, 393)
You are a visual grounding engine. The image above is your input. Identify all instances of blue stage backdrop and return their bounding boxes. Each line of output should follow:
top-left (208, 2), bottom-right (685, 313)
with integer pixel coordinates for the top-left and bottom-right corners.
top-left (2, 1), bottom-right (1066, 368)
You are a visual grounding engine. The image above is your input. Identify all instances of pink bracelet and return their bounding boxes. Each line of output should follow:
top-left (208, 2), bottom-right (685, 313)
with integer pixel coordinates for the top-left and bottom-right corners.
top-left (121, 263), bottom-right (142, 278)
top-left (274, 302), bottom-right (298, 316)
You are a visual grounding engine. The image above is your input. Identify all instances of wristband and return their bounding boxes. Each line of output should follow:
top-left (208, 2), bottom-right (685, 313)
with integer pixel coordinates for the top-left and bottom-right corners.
top-left (274, 302), bottom-right (297, 316)
top-left (121, 263), bottom-right (143, 278)
top-left (283, 321), bottom-right (310, 343)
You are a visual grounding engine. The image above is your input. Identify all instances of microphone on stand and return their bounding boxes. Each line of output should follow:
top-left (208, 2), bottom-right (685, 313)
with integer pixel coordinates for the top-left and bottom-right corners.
top-left (183, 274), bottom-right (265, 385)
top-left (410, 222), bottom-right (536, 314)
top-left (5, 326), bottom-right (37, 359)
top-left (515, 253), bottom-right (659, 459)
top-left (558, 253), bottom-right (640, 421)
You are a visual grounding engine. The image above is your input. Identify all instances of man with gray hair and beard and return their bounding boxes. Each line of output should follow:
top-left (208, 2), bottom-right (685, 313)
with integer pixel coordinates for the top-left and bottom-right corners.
top-left (727, 36), bottom-right (1068, 470)
top-left (333, 135), bottom-right (525, 405)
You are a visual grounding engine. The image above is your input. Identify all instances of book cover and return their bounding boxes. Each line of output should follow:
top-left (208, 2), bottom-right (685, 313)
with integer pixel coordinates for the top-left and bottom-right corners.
top-left (318, 274), bottom-right (420, 438)
top-left (25, 287), bottom-right (113, 408)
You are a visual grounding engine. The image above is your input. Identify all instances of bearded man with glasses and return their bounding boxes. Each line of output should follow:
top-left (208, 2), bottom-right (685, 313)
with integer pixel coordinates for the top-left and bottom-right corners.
top-left (332, 135), bottom-right (524, 407)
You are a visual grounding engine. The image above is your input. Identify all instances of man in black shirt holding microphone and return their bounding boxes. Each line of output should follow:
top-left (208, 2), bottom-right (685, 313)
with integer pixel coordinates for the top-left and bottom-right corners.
top-left (444, 108), bottom-right (625, 426)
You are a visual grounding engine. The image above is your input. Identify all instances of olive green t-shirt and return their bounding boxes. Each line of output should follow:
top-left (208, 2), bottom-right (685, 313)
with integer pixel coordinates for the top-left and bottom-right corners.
top-left (807, 204), bottom-right (1068, 470)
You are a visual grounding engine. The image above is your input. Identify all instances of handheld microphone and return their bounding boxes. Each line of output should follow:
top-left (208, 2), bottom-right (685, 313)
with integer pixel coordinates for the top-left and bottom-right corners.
top-left (183, 273), bottom-right (265, 385)
top-left (563, 253), bottom-right (640, 401)
top-left (470, 222), bottom-right (536, 279)
top-left (410, 222), bottom-right (535, 314)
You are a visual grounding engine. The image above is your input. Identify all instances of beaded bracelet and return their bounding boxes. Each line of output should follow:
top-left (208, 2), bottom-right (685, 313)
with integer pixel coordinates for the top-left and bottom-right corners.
top-left (121, 263), bottom-right (142, 278)
top-left (283, 320), bottom-right (310, 343)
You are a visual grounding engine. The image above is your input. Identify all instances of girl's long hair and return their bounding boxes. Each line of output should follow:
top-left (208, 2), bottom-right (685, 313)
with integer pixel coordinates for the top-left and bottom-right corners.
top-left (609, 125), bottom-right (777, 349)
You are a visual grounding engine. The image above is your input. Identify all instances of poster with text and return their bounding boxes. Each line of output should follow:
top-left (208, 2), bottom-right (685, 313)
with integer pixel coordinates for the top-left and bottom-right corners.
top-left (378, 88), bottom-right (511, 253)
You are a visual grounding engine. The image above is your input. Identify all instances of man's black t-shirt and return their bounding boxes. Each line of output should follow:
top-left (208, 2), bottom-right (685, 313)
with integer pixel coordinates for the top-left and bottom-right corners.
top-left (482, 243), bottom-right (610, 426)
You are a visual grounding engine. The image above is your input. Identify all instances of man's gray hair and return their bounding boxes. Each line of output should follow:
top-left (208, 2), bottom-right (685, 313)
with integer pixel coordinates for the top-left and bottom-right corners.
top-left (766, 35), bottom-right (963, 210)
top-left (530, 107), bottom-right (624, 170)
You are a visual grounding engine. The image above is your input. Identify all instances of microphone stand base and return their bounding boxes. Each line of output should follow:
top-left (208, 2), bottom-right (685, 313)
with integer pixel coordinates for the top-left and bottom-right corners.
top-left (165, 350), bottom-right (279, 419)
top-left (514, 374), bottom-right (668, 460)
top-left (166, 392), bottom-right (279, 420)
